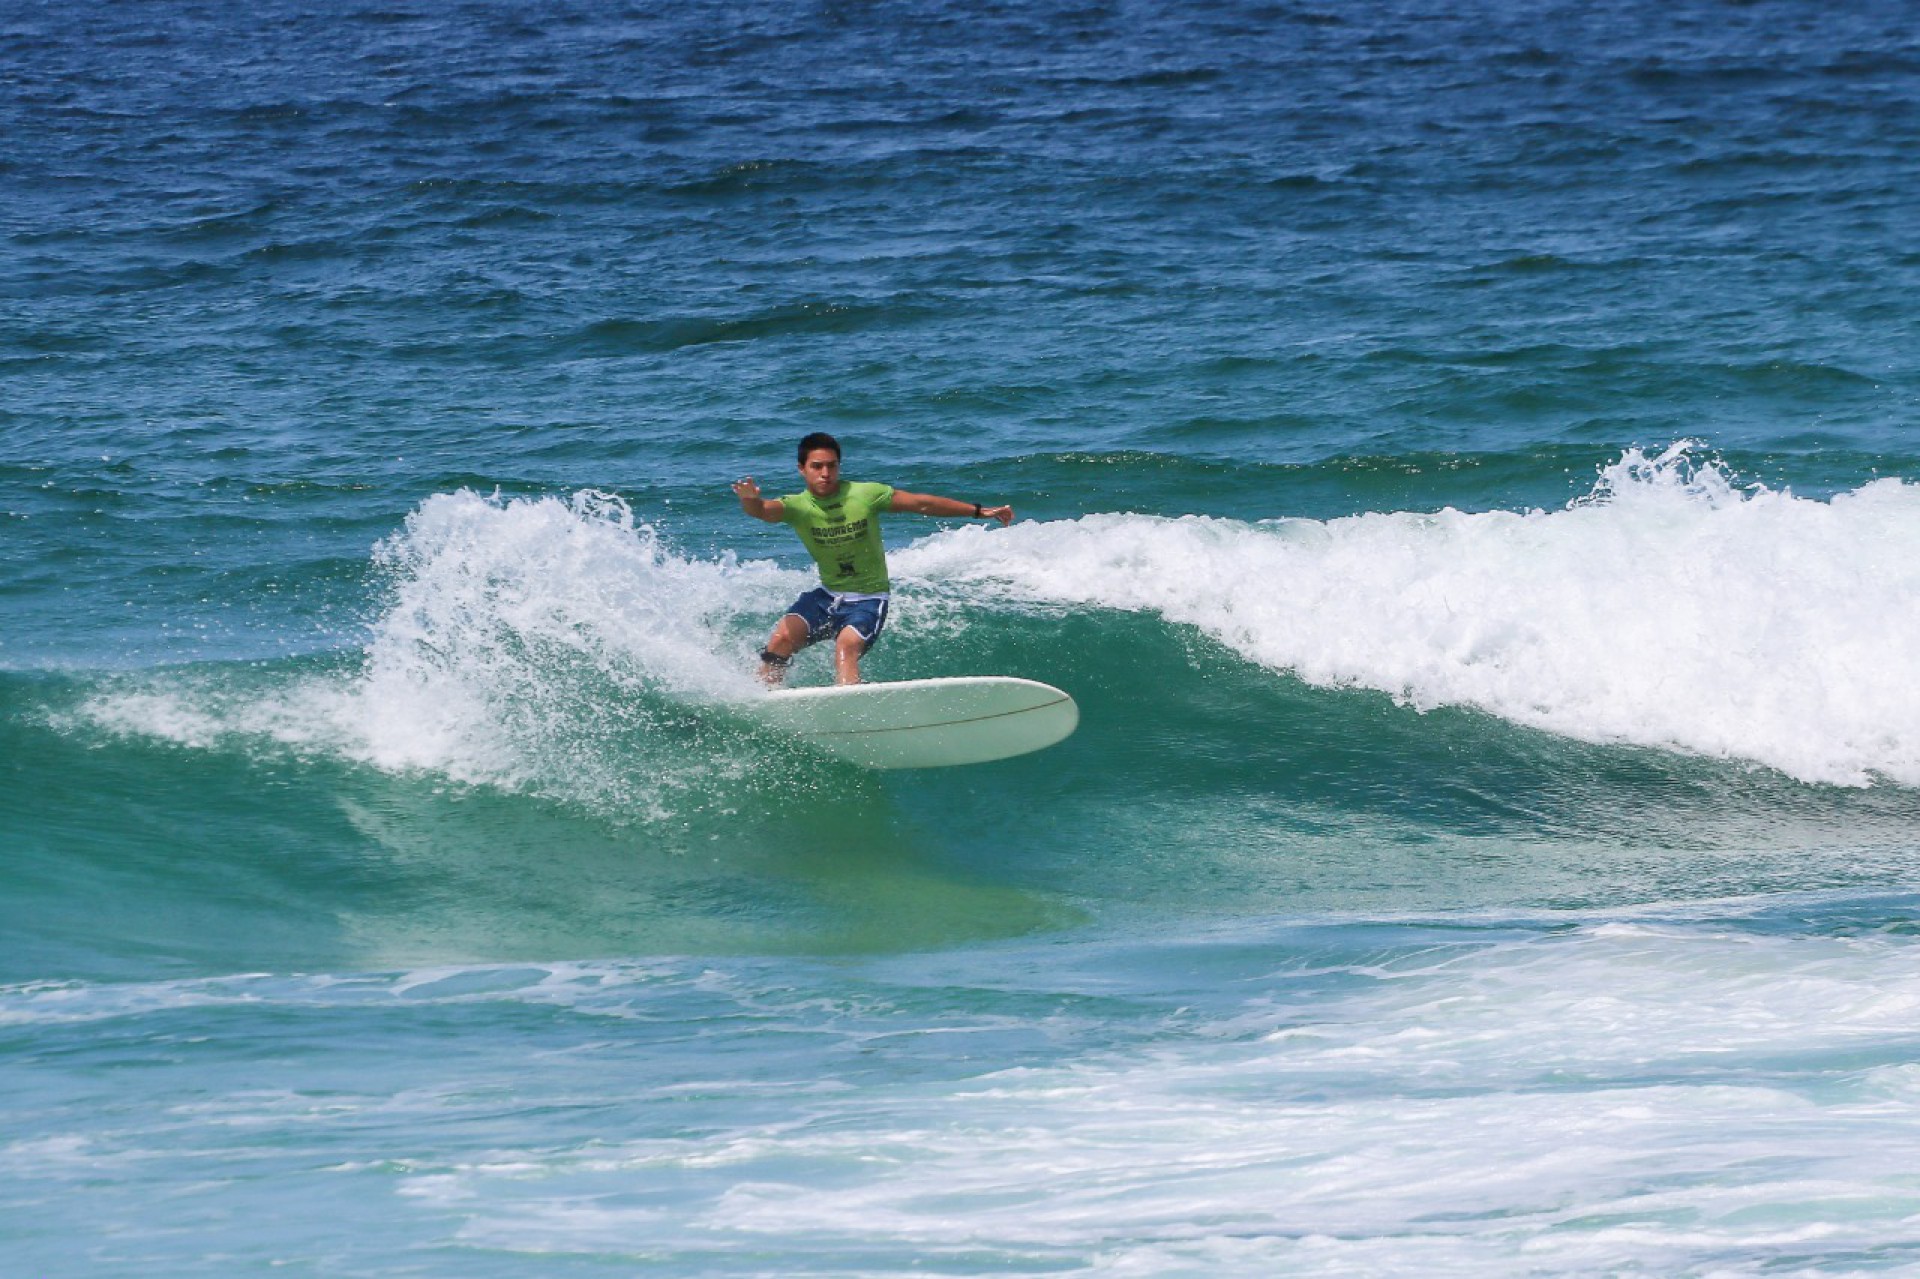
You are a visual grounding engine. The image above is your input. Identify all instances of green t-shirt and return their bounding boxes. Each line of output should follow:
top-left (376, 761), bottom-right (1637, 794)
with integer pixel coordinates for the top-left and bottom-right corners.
top-left (779, 480), bottom-right (896, 594)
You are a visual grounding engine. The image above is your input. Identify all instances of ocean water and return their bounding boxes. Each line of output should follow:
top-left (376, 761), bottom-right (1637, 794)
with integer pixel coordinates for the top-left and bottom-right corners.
top-left (8, 0), bottom-right (1920, 1272)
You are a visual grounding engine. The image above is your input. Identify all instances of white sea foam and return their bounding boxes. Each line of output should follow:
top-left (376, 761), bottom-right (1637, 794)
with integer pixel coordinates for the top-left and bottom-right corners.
top-left (75, 448), bottom-right (1920, 789)
top-left (901, 442), bottom-right (1920, 785)
top-left (380, 912), bottom-right (1920, 1275)
top-left (324, 488), bottom-right (775, 786)
top-left (13, 905), bottom-right (1920, 1273)
top-left (79, 490), bottom-right (795, 805)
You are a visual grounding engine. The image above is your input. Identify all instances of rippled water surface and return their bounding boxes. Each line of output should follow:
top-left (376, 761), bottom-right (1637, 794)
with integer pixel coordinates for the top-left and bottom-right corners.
top-left (7, 0), bottom-right (1920, 1273)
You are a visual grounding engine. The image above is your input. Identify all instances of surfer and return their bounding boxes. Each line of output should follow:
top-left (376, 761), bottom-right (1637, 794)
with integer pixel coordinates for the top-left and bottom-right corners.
top-left (733, 432), bottom-right (1014, 686)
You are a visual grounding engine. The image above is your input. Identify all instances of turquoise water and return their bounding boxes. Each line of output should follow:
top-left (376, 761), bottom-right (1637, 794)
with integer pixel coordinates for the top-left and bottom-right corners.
top-left (9, 0), bottom-right (1920, 1272)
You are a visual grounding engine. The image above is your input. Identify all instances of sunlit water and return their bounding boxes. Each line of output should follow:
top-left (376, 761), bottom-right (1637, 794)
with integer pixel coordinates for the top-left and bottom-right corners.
top-left (8, 0), bottom-right (1920, 1273)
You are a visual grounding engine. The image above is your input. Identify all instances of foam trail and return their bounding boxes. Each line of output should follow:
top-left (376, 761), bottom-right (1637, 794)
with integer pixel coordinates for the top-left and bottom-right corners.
top-left (900, 443), bottom-right (1920, 785)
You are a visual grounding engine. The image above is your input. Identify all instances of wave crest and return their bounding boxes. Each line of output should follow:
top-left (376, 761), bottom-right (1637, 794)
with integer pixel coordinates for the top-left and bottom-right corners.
top-left (898, 443), bottom-right (1920, 785)
top-left (76, 447), bottom-right (1920, 791)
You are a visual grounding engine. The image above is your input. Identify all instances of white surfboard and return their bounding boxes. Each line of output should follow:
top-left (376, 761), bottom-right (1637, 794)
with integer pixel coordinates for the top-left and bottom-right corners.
top-left (754, 676), bottom-right (1078, 769)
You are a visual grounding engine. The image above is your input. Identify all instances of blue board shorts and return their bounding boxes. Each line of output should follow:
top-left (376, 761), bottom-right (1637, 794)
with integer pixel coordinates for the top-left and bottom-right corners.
top-left (786, 587), bottom-right (889, 649)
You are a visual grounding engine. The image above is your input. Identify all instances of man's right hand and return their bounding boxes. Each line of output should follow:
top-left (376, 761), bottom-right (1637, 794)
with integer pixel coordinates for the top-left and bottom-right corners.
top-left (735, 477), bottom-right (783, 523)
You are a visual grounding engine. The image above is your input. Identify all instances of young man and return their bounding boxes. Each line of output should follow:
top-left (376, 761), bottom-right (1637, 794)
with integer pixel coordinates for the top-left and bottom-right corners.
top-left (732, 432), bottom-right (1014, 685)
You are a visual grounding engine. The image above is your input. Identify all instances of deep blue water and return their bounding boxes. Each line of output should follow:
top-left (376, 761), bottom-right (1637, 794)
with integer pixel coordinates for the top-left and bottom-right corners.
top-left (8, 0), bottom-right (1920, 1273)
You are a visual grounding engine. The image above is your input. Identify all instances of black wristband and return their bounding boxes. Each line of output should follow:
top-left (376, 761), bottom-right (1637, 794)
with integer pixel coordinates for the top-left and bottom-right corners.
top-left (973, 502), bottom-right (983, 518)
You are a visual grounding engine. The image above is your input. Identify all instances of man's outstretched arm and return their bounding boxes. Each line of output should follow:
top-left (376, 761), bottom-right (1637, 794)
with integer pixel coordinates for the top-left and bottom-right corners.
top-left (889, 489), bottom-right (1014, 526)
top-left (732, 477), bottom-right (785, 523)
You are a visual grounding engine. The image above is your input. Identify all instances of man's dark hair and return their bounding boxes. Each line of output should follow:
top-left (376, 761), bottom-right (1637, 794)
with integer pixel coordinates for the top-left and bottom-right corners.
top-left (798, 432), bottom-right (841, 464)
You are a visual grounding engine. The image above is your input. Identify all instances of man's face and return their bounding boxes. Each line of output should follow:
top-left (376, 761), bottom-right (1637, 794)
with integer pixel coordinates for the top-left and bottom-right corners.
top-left (799, 448), bottom-right (840, 497)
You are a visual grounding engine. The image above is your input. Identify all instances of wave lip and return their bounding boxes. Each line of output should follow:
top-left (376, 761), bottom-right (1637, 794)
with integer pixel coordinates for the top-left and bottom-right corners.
top-left (900, 443), bottom-right (1920, 786)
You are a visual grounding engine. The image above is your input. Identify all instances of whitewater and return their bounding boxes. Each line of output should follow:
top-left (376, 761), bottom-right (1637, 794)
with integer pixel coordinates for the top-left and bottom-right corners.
top-left (78, 445), bottom-right (1920, 795)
